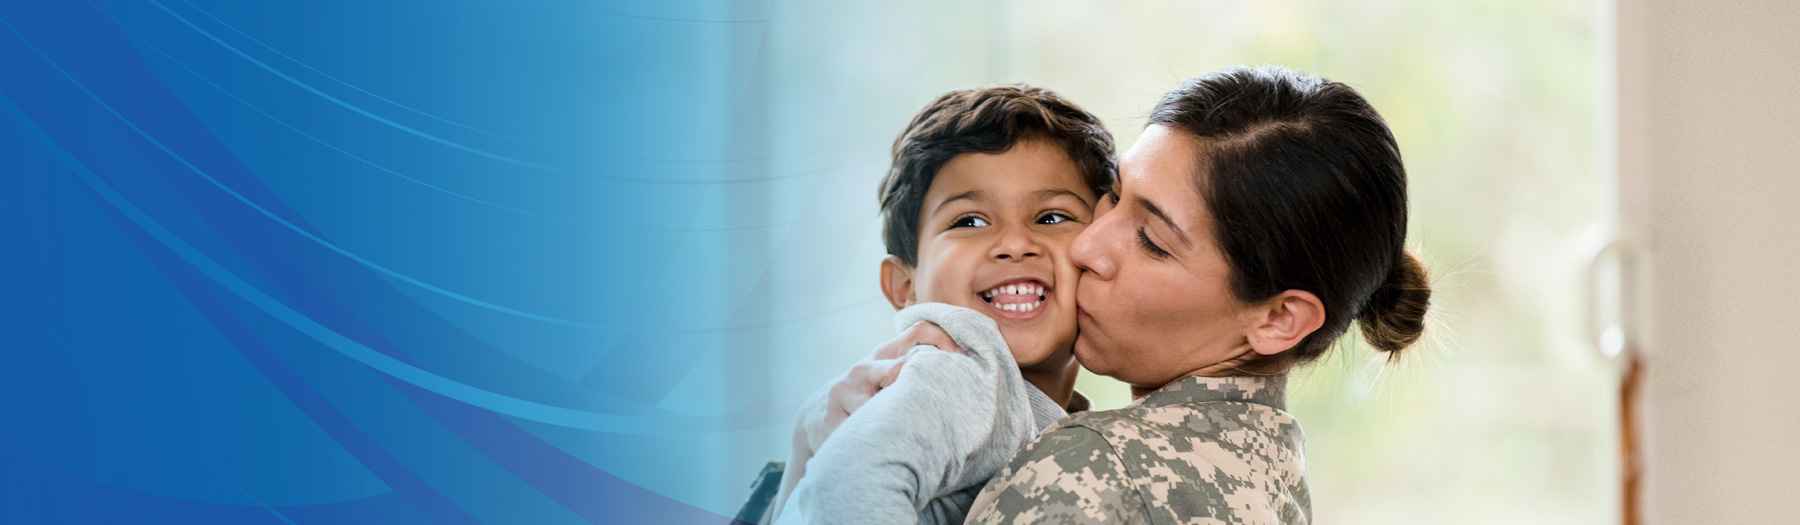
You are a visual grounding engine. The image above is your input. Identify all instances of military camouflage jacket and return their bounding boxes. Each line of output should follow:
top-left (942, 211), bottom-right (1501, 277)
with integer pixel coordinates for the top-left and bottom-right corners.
top-left (966, 375), bottom-right (1309, 524)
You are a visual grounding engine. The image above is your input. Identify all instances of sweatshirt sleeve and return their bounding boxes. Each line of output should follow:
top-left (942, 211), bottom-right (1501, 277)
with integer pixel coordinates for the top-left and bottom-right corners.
top-left (775, 303), bottom-right (1035, 525)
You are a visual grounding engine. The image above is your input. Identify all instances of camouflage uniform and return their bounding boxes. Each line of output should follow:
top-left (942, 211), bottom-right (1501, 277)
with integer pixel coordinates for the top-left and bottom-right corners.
top-left (966, 375), bottom-right (1309, 524)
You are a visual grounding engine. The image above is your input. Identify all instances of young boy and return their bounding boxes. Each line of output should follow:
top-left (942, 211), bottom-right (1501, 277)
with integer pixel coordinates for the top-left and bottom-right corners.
top-left (770, 85), bottom-right (1116, 524)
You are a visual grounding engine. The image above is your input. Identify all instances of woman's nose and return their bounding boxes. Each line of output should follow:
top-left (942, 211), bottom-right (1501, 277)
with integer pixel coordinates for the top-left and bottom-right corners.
top-left (1070, 211), bottom-right (1117, 279)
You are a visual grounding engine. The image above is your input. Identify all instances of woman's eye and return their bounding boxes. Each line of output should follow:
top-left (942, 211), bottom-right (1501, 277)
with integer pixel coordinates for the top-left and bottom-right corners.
top-left (1138, 228), bottom-right (1172, 259)
top-left (951, 216), bottom-right (990, 229)
top-left (1037, 212), bottom-right (1075, 225)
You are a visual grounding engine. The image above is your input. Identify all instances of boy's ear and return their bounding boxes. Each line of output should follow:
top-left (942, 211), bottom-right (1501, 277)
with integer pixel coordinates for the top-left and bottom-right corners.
top-left (879, 255), bottom-right (917, 311)
top-left (1243, 290), bottom-right (1326, 356)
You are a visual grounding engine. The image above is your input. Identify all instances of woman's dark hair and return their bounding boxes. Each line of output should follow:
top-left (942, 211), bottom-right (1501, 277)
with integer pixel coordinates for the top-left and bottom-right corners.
top-left (879, 85), bottom-right (1117, 267)
top-left (1149, 65), bottom-right (1430, 370)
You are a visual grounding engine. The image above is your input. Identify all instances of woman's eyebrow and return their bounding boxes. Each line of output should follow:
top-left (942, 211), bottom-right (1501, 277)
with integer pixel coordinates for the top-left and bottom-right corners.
top-left (931, 190), bottom-right (988, 216)
top-left (1135, 195), bottom-right (1191, 246)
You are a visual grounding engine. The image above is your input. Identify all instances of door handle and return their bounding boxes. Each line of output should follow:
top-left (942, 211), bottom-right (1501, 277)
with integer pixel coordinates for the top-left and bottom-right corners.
top-left (1584, 229), bottom-right (1645, 360)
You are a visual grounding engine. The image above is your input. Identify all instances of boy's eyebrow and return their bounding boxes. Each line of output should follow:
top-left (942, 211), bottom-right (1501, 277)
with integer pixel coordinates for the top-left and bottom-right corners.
top-left (931, 190), bottom-right (988, 216)
top-left (1135, 195), bottom-right (1191, 246)
top-left (1033, 188), bottom-right (1094, 207)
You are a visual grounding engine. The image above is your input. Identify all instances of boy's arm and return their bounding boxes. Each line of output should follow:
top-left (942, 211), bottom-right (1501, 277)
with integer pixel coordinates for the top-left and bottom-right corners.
top-left (771, 323), bottom-right (962, 519)
top-left (776, 304), bottom-right (1033, 525)
top-left (774, 347), bottom-right (1002, 524)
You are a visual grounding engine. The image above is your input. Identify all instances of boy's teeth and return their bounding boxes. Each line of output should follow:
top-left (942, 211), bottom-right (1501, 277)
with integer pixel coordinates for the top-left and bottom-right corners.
top-left (984, 282), bottom-right (1050, 296)
top-left (981, 282), bottom-right (1052, 304)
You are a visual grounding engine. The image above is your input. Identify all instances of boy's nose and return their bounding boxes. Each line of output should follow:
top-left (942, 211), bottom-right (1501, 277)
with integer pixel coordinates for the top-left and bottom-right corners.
top-left (991, 227), bottom-right (1042, 260)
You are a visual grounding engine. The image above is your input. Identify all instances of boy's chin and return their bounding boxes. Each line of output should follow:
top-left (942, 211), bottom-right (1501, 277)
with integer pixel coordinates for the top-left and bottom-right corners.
top-left (996, 327), bottom-right (1076, 369)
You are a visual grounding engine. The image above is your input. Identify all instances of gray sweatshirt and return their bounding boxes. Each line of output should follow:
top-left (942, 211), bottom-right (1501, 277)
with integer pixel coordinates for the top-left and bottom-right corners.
top-left (775, 303), bottom-right (1038, 525)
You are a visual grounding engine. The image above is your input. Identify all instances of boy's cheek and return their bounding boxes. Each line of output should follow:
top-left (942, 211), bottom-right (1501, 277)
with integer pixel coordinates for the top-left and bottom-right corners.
top-left (940, 293), bottom-right (987, 312)
top-left (919, 276), bottom-right (981, 310)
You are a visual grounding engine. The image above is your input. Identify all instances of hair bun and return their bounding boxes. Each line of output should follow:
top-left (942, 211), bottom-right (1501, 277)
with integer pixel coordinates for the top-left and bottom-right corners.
top-left (1358, 251), bottom-right (1431, 356)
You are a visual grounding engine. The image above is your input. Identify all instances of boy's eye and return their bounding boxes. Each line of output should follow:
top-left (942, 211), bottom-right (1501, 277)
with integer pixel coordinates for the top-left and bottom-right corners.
top-left (951, 216), bottom-right (990, 229)
top-left (1138, 228), bottom-right (1172, 259)
top-left (1037, 212), bottom-right (1075, 225)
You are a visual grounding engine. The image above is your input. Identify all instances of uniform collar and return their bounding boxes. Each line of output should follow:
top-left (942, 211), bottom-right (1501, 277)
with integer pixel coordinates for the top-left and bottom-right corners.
top-left (1025, 384), bottom-right (1092, 433)
top-left (1132, 375), bottom-right (1287, 411)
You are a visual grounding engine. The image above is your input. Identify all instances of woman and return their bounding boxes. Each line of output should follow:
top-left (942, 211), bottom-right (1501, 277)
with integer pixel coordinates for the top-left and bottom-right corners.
top-left (962, 65), bottom-right (1430, 524)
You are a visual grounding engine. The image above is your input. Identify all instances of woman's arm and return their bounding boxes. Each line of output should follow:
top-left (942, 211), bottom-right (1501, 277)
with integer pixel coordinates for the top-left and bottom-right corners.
top-left (966, 425), bottom-right (1148, 525)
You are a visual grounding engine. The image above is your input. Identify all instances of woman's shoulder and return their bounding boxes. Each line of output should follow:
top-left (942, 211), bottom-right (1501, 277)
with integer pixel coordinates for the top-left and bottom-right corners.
top-left (985, 404), bottom-right (1309, 525)
top-left (1045, 401), bottom-right (1308, 496)
top-left (969, 425), bottom-right (1148, 524)
top-left (1021, 420), bottom-right (1117, 457)
top-left (1103, 396), bottom-right (1297, 435)
top-left (1009, 405), bottom-right (1241, 474)
top-left (1058, 397), bottom-right (1301, 444)
top-left (1011, 404), bottom-right (1309, 524)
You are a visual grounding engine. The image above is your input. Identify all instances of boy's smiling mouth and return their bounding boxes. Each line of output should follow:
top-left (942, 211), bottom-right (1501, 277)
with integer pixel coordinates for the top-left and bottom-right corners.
top-left (977, 278), bottom-right (1051, 320)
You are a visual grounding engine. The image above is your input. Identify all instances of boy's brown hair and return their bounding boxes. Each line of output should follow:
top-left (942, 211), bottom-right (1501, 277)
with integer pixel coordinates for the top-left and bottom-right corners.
top-left (878, 85), bottom-right (1117, 267)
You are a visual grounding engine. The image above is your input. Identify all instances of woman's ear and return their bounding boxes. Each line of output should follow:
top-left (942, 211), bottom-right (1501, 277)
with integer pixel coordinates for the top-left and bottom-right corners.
top-left (879, 256), bottom-right (917, 311)
top-left (1244, 290), bottom-right (1326, 356)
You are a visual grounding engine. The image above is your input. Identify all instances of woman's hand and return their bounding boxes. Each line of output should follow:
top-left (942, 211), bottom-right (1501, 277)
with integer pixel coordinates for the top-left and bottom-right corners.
top-left (772, 321), bottom-right (963, 517)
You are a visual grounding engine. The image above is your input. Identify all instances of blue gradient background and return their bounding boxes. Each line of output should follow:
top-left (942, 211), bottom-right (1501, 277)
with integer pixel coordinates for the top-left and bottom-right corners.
top-left (0, 0), bottom-right (924, 522)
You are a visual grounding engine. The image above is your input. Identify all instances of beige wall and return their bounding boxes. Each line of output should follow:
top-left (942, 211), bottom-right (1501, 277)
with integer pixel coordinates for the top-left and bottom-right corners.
top-left (1634, 0), bottom-right (1800, 522)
